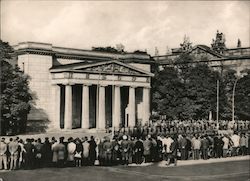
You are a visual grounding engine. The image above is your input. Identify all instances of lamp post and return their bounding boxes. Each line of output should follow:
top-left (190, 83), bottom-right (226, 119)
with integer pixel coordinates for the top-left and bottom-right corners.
top-left (216, 79), bottom-right (219, 130)
top-left (231, 70), bottom-right (245, 122)
top-left (232, 77), bottom-right (239, 122)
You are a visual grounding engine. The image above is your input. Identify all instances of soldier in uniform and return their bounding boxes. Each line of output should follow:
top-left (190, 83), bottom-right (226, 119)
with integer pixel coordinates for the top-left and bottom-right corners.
top-left (143, 135), bottom-right (152, 163)
top-left (120, 135), bottom-right (130, 165)
top-left (103, 137), bottom-right (113, 166)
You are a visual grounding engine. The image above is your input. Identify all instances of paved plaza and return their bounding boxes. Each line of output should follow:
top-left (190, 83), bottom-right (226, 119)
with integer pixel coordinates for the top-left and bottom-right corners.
top-left (0, 156), bottom-right (249, 181)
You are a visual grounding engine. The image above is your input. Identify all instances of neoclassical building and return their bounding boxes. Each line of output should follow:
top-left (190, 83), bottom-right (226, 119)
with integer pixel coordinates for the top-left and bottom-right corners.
top-left (154, 46), bottom-right (250, 75)
top-left (13, 42), bottom-right (154, 131)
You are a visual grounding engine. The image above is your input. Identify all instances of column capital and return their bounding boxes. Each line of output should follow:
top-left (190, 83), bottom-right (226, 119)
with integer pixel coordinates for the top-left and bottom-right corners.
top-left (99, 84), bottom-right (108, 87)
top-left (63, 83), bottom-right (75, 86)
top-left (82, 83), bottom-right (92, 87)
top-left (143, 86), bottom-right (151, 89)
top-left (129, 85), bottom-right (137, 89)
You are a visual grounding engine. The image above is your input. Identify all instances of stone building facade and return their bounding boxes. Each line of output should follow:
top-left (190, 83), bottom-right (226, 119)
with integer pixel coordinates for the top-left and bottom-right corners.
top-left (154, 45), bottom-right (250, 75)
top-left (14, 42), bottom-right (154, 131)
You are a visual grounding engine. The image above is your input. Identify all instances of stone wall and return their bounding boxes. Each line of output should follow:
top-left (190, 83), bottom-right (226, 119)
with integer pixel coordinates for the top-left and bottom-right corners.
top-left (17, 54), bottom-right (54, 130)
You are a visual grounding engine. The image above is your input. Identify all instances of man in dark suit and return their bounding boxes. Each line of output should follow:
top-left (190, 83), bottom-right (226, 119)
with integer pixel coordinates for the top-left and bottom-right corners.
top-left (133, 137), bottom-right (144, 164)
top-left (179, 135), bottom-right (188, 160)
top-left (24, 138), bottom-right (36, 169)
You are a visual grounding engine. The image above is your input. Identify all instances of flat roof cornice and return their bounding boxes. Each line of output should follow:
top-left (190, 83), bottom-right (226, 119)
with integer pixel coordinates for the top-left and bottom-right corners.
top-left (13, 42), bottom-right (153, 63)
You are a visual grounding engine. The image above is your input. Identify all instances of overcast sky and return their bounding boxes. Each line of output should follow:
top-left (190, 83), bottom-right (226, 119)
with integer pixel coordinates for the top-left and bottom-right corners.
top-left (1, 1), bottom-right (249, 55)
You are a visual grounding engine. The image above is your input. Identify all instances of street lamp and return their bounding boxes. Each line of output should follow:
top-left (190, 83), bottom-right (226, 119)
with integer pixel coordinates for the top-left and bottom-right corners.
top-left (216, 80), bottom-right (219, 130)
top-left (232, 77), bottom-right (239, 122)
top-left (232, 72), bottom-right (244, 122)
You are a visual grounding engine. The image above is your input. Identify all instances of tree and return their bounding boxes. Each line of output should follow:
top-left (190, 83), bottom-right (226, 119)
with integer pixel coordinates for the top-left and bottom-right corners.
top-left (185, 63), bottom-right (222, 119)
top-left (220, 69), bottom-right (237, 119)
top-left (151, 52), bottom-right (232, 120)
top-left (180, 35), bottom-right (193, 53)
top-left (211, 30), bottom-right (226, 54)
top-left (152, 66), bottom-right (186, 119)
top-left (235, 69), bottom-right (250, 120)
top-left (0, 40), bottom-right (32, 135)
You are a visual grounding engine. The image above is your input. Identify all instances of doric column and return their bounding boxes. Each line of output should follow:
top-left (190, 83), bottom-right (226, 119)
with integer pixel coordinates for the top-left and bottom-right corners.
top-left (142, 87), bottom-right (150, 126)
top-left (64, 84), bottom-right (73, 129)
top-left (54, 84), bottom-right (61, 129)
top-left (113, 85), bottom-right (121, 128)
top-left (98, 85), bottom-right (106, 129)
top-left (49, 84), bottom-right (61, 130)
top-left (128, 86), bottom-right (136, 127)
top-left (81, 84), bottom-right (90, 129)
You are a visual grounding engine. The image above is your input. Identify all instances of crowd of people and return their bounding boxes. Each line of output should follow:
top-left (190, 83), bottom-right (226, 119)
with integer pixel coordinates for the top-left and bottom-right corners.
top-left (0, 123), bottom-right (249, 170)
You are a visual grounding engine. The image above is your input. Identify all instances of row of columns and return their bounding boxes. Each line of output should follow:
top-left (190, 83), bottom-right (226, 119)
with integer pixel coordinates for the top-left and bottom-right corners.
top-left (55, 84), bottom-right (150, 130)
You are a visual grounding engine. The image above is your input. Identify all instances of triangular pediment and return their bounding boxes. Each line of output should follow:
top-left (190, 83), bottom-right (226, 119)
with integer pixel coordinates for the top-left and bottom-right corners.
top-left (190, 45), bottom-right (223, 59)
top-left (50, 60), bottom-right (154, 77)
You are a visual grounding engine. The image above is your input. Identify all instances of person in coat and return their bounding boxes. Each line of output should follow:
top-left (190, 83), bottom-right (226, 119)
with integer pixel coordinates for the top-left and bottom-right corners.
top-left (24, 138), bottom-right (36, 169)
top-left (41, 137), bottom-right (52, 167)
top-left (67, 137), bottom-right (76, 167)
top-left (34, 138), bottom-right (43, 168)
top-left (56, 137), bottom-right (66, 168)
top-left (103, 137), bottom-right (113, 166)
top-left (88, 136), bottom-right (97, 166)
top-left (74, 138), bottom-right (83, 167)
top-left (201, 135), bottom-right (209, 160)
top-left (143, 136), bottom-right (152, 163)
top-left (82, 137), bottom-right (90, 166)
top-left (120, 135), bottom-right (130, 165)
top-left (179, 135), bottom-right (188, 160)
top-left (134, 137), bottom-right (144, 164)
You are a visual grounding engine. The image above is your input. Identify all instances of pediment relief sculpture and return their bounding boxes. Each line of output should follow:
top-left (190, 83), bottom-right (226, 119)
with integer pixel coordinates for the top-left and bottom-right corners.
top-left (79, 63), bottom-right (142, 75)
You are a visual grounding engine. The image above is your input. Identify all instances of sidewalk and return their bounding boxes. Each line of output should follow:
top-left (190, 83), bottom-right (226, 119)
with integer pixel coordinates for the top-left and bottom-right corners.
top-left (158, 155), bottom-right (250, 167)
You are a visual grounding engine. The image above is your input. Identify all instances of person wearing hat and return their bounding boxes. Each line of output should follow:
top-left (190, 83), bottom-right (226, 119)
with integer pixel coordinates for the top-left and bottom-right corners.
top-left (0, 138), bottom-right (8, 170)
top-left (133, 136), bottom-right (144, 164)
top-left (41, 137), bottom-right (52, 168)
top-left (34, 138), bottom-right (43, 168)
top-left (88, 136), bottom-right (97, 166)
top-left (24, 138), bottom-right (36, 169)
top-left (121, 135), bottom-right (130, 165)
top-left (179, 134), bottom-right (188, 160)
top-left (143, 135), bottom-right (152, 163)
top-left (200, 134), bottom-right (209, 160)
top-left (103, 137), bottom-right (113, 166)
